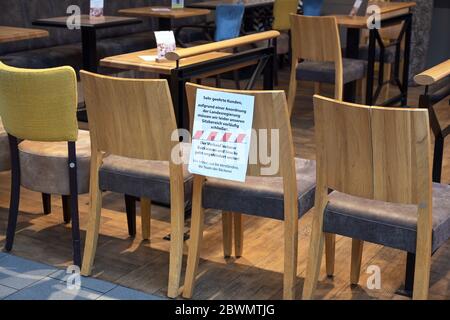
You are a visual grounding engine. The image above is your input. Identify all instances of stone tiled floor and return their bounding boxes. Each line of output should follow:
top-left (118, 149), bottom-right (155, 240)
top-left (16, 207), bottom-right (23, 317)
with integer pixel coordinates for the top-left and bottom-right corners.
top-left (0, 252), bottom-right (163, 300)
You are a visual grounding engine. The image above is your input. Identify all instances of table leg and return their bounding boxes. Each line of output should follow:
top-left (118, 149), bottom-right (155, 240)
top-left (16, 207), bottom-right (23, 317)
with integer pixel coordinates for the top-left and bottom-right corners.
top-left (170, 71), bottom-right (188, 129)
top-left (81, 27), bottom-right (98, 72)
top-left (344, 28), bottom-right (360, 103)
top-left (400, 14), bottom-right (412, 106)
top-left (263, 47), bottom-right (275, 90)
top-left (158, 17), bottom-right (173, 31)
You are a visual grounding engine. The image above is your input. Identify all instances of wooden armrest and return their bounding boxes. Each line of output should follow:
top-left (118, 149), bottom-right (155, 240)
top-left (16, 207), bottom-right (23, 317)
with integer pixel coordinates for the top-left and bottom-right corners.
top-left (414, 59), bottom-right (450, 86)
top-left (165, 30), bottom-right (280, 61)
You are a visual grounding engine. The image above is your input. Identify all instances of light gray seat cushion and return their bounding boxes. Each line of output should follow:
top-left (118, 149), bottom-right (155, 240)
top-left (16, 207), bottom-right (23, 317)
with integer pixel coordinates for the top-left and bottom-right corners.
top-left (202, 158), bottom-right (316, 220)
top-left (0, 119), bottom-right (11, 172)
top-left (18, 130), bottom-right (91, 195)
top-left (324, 183), bottom-right (450, 253)
top-left (296, 58), bottom-right (367, 84)
top-left (99, 155), bottom-right (193, 205)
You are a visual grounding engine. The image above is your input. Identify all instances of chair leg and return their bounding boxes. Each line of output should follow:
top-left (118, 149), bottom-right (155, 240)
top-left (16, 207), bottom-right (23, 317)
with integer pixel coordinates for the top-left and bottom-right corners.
top-left (183, 176), bottom-right (205, 299)
top-left (5, 135), bottom-right (20, 252)
top-left (67, 141), bottom-right (81, 267)
top-left (215, 75), bottom-right (221, 88)
top-left (234, 213), bottom-right (243, 258)
top-left (432, 134), bottom-right (444, 183)
top-left (62, 195), bottom-right (71, 224)
top-left (283, 212), bottom-right (298, 300)
top-left (381, 63), bottom-right (391, 102)
top-left (233, 70), bottom-right (241, 90)
top-left (42, 193), bottom-right (51, 215)
top-left (302, 186), bottom-right (327, 300)
top-left (141, 198), bottom-right (151, 240)
top-left (81, 149), bottom-right (103, 276)
top-left (412, 203), bottom-right (432, 300)
top-left (325, 233), bottom-right (336, 277)
top-left (314, 82), bottom-right (321, 94)
top-left (222, 211), bottom-right (232, 258)
top-left (412, 252), bottom-right (431, 300)
top-left (404, 252), bottom-right (415, 293)
top-left (167, 171), bottom-right (185, 298)
top-left (350, 239), bottom-right (364, 285)
top-left (124, 194), bottom-right (136, 237)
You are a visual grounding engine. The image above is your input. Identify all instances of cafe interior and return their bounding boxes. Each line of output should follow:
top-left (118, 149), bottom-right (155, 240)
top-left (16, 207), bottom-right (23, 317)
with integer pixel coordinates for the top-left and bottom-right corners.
top-left (0, 0), bottom-right (448, 301)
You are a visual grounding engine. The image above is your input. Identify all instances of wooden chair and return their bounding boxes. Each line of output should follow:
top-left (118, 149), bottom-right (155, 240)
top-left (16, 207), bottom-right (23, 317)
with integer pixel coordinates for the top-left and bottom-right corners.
top-left (0, 62), bottom-right (89, 267)
top-left (287, 14), bottom-right (367, 115)
top-left (303, 95), bottom-right (450, 300)
top-left (414, 59), bottom-right (450, 182)
top-left (80, 71), bottom-right (192, 298)
top-left (182, 83), bottom-right (316, 300)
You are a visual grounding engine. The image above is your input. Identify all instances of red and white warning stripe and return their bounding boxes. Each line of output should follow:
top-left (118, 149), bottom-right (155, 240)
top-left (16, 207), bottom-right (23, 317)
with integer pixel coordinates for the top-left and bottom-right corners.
top-left (192, 130), bottom-right (248, 143)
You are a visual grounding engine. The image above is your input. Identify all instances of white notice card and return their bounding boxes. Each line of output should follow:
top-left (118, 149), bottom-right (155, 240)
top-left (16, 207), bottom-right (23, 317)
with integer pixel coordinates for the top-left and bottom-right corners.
top-left (154, 31), bottom-right (176, 60)
top-left (188, 89), bottom-right (255, 182)
top-left (90, 0), bottom-right (104, 17)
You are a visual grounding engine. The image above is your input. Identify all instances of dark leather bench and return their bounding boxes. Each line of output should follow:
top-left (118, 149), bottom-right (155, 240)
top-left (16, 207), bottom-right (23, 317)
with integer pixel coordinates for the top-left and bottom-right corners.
top-left (0, 0), bottom-right (206, 73)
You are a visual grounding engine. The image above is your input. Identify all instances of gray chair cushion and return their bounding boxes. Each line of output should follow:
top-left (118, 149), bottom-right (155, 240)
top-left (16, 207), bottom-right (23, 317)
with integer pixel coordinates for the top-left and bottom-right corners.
top-left (0, 119), bottom-right (11, 172)
top-left (296, 58), bottom-right (367, 84)
top-left (324, 183), bottom-right (450, 253)
top-left (202, 158), bottom-right (316, 220)
top-left (357, 44), bottom-right (398, 64)
top-left (18, 130), bottom-right (91, 195)
top-left (99, 155), bottom-right (193, 205)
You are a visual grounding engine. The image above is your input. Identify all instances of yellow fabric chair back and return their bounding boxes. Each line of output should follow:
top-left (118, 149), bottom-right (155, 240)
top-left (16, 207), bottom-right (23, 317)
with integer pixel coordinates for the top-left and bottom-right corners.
top-left (0, 61), bottom-right (78, 142)
top-left (273, 0), bottom-right (298, 31)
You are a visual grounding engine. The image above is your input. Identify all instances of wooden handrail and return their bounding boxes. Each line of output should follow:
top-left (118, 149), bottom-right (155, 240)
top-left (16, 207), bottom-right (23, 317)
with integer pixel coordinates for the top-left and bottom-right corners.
top-left (414, 59), bottom-right (450, 86)
top-left (165, 30), bottom-right (280, 61)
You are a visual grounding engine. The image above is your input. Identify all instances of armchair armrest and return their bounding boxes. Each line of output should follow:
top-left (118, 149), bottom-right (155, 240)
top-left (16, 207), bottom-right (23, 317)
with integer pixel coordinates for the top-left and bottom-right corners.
top-left (414, 59), bottom-right (450, 86)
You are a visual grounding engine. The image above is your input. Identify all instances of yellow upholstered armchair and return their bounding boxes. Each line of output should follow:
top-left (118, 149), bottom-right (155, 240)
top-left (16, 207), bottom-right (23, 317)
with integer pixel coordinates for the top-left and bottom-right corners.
top-left (0, 62), bottom-right (91, 267)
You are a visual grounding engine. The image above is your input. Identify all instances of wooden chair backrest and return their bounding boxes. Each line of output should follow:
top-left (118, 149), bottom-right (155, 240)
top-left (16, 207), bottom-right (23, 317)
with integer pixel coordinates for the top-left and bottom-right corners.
top-left (289, 14), bottom-right (343, 101)
top-left (290, 14), bottom-right (342, 64)
top-left (185, 82), bottom-right (296, 180)
top-left (314, 94), bottom-right (432, 206)
top-left (80, 71), bottom-right (178, 161)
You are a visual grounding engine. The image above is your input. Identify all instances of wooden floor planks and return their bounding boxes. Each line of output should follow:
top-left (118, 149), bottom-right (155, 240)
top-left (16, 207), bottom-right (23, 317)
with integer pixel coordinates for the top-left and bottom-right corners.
top-left (0, 68), bottom-right (448, 299)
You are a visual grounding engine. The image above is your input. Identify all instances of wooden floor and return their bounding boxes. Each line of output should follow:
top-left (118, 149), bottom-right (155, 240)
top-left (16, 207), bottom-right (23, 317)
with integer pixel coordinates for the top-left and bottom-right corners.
top-left (0, 68), bottom-right (449, 300)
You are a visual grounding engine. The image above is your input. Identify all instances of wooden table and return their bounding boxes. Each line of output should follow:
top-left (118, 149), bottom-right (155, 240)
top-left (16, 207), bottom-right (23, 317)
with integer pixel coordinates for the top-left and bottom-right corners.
top-left (101, 31), bottom-right (278, 129)
top-left (119, 7), bottom-right (211, 30)
top-left (33, 15), bottom-right (141, 72)
top-left (334, 1), bottom-right (416, 106)
top-left (0, 26), bottom-right (49, 43)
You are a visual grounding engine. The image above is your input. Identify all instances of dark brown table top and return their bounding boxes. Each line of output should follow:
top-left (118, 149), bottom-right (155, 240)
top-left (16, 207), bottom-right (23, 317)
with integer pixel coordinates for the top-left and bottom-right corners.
top-left (33, 15), bottom-right (141, 29)
top-left (188, 0), bottom-right (274, 10)
top-left (119, 7), bottom-right (211, 19)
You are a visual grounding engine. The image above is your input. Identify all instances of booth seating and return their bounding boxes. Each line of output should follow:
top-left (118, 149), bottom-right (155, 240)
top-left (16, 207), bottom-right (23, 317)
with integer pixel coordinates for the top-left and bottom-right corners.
top-left (0, 0), bottom-right (206, 73)
top-left (0, 62), bottom-right (91, 267)
top-left (414, 59), bottom-right (450, 183)
top-left (182, 83), bottom-right (316, 300)
top-left (303, 95), bottom-right (450, 300)
top-left (80, 71), bottom-right (193, 299)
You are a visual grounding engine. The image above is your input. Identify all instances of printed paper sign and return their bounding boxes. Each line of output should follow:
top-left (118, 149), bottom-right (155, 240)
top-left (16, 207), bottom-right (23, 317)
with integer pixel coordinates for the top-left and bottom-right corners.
top-left (90, 0), bottom-right (104, 17)
top-left (188, 89), bottom-right (255, 182)
top-left (154, 31), bottom-right (176, 60)
top-left (172, 0), bottom-right (184, 9)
